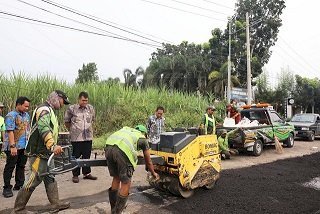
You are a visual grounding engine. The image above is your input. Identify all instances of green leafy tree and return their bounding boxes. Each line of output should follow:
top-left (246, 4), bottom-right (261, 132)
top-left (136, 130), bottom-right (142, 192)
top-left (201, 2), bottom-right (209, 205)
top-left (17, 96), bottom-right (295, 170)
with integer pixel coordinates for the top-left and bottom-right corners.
top-left (255, 70), bottom-right (320, 114)
top-left (207, 0), bottom-right (285, 87)
top-left (254, 70), bottom-right (274, 103)
top-left (144, 0), bottom-right (286, 95)
top-left (231, 0), bottom-right (286, 85)
top-left (273, 67), bottom-right (295, 114)
top-left (101, 77), bottom-right (120, 84)
top-left (208, 28), bottom-right (228, 74)
top-left (293, 75), bottom-right (320, 113)
top-left (76, 63), bottom-right (99, 83)
top-left (145, 41), bottom-right (211, 93)
top-left (313, 84), bottom-right (320, 113)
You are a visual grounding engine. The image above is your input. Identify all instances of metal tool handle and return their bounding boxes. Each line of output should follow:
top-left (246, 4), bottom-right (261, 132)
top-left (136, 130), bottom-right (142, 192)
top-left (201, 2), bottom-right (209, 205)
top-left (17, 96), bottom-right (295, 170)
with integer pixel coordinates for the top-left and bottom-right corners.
top-left (41, 146), bottom-right (165, 176)
top-left (40, 146), bottom-right (78, 176)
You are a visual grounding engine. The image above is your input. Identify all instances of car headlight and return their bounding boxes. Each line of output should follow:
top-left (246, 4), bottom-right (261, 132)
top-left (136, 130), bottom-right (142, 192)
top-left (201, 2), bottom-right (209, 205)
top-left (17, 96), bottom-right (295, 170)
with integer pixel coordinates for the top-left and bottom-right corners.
top-left (301, 127), bottom-right (309, 130)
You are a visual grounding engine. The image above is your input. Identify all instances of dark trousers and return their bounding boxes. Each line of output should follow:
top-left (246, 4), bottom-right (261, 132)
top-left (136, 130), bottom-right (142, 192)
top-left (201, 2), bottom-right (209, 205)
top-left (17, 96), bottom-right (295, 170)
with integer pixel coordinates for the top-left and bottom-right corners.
top-left (3, 149), bottom-right (27, 189)
top-left (220, 150), bottom-right (231, 160)
top-left (71, 141), bottom-right (92, 176)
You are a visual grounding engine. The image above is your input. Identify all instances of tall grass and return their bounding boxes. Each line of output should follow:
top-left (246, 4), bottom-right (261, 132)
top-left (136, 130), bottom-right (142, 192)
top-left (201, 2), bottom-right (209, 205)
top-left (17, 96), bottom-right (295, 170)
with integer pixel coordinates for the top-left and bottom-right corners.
top-left (0, 72), bottom-right (226, 148)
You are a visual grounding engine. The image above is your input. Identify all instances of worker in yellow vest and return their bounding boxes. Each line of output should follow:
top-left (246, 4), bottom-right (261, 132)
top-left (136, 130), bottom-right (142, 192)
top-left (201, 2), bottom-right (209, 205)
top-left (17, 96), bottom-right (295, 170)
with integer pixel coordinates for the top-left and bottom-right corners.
top-left (105, 125), bottom-right (159, 214)
top-left (200, 106), bottom-right (216, 135)
top-left (12, 90), bottom-right (71, 213)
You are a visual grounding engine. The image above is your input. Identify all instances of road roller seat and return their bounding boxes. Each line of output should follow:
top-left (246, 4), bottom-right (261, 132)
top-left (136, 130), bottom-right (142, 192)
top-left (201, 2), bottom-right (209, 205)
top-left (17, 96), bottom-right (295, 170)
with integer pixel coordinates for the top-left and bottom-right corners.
top-left (158, 132), bottom-right (196, 153)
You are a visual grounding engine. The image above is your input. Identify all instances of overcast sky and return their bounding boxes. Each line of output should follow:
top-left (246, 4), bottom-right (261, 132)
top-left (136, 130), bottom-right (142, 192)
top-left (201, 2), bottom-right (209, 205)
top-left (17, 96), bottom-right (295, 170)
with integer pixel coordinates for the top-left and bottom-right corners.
top-left (0, 0), bottom-right (319, 85)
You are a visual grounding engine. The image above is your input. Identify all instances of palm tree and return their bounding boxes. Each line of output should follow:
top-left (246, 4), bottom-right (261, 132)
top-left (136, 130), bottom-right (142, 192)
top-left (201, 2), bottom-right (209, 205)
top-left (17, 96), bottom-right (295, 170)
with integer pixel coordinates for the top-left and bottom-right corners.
top-left (123, 67), bottom-right (145, 88)
top-left (207, 62), bottom-right (240, 99)
top-left (123, 68), bottom-right (133, 88)
top-left (135, 66), bottom-right (145, 88)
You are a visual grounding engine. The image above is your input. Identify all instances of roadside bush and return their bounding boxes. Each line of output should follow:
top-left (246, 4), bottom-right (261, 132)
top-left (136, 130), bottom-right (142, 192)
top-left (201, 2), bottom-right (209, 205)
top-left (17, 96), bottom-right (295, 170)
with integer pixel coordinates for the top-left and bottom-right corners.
top-left (0, 72), bottom-right (227, 141)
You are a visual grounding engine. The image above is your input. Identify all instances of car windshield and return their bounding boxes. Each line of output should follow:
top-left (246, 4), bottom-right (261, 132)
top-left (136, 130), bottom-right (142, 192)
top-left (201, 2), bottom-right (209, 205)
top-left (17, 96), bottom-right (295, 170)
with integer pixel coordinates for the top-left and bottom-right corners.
top-left (291, 114), bottom-right (316, 122)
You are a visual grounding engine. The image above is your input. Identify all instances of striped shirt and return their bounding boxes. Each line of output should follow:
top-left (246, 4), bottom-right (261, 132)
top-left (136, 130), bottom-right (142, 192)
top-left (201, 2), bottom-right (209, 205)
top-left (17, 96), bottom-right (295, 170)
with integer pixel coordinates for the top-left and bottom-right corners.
top-left (146, 115), bottom-right (165, 143)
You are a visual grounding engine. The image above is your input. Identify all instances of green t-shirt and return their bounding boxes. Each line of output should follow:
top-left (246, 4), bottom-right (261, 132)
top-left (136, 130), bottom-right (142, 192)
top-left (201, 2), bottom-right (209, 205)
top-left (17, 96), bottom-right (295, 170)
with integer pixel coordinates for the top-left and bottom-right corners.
top-left (0, 116), bottom-right (5, 143)
top-left (218, 128), bottom-right (239, 152)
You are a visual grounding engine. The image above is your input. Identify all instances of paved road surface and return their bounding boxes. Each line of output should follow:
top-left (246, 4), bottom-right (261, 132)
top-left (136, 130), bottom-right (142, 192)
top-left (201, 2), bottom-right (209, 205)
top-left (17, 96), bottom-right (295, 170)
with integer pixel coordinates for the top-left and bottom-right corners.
top-left (0, 139), bottom-right (319, 214)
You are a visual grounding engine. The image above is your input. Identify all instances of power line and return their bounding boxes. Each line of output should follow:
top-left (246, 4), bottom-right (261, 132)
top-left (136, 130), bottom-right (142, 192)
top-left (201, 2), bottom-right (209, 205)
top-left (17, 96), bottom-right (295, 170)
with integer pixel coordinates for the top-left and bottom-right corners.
top-left (37, 0), bottom-right (172, 44)
top-left (139, 0), bottom-right (226, 21)
top-left (231, 18), bottom-right (264, 35)
top-left (14, 0), bottom-right (168, 51)
top-left (41, 0), bottom-right (164, 45)
top-left (0, 10), bottom-right (162, 48)
top-left (169, 0), bottom-right (229, 16)
top-left (0, 15), bottom-right (46, 27)
top-left (275, 43), bottom-right (317, 76)
top-left (16, 0), bottom-right (160, 48)
top-left (275, 42), bottom-right (316, 76)
top-left (202, 0), bottom-right (234, 10)
top-left (30, 24), bottom-right (81, 63)
top-left (0, 24), bottom-right (79, 66)
top-left (226, 16), bottom-right (314, 80)
top-left (278, 35), bottom-right (319, 74)
top-left (267, 51), bottom-right (298, 77)
top-left (1, 14), bottom-right (154, 57)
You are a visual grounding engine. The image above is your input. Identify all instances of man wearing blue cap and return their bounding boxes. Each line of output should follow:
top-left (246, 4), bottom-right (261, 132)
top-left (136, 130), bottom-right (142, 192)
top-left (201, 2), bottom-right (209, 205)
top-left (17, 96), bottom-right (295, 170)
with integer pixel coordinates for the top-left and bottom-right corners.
top-left (105, 125), bottom-right (159, 214)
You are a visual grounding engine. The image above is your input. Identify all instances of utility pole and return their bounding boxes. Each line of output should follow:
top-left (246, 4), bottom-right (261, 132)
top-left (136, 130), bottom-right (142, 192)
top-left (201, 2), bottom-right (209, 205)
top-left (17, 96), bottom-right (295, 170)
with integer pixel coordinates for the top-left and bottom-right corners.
top-left (227, 17), bottom-right (232, 103)
top-left (246, 12), bottom-right (252, 105)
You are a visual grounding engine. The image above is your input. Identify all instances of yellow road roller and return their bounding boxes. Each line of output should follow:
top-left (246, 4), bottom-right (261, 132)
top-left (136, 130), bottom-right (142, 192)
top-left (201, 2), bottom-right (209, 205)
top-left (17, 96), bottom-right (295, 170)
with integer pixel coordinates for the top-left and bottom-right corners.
top-left (44, 131), bottom-right (220, 198)
top-left (148, 129), bottom-right (221, 198)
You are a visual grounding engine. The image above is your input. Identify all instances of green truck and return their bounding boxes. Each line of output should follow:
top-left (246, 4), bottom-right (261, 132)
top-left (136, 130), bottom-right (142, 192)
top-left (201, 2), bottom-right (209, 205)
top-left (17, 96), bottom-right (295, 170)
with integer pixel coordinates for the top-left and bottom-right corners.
top-left (218, 105), bottom-right (295, 156)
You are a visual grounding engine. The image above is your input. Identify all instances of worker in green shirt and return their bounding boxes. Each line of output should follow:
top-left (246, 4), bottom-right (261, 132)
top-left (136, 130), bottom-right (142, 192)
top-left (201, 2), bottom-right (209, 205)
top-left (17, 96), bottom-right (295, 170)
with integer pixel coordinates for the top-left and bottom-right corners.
top-left (0, 102), bottom-right (5, 154)
top-left (218, 128), bottom-right (240, 160)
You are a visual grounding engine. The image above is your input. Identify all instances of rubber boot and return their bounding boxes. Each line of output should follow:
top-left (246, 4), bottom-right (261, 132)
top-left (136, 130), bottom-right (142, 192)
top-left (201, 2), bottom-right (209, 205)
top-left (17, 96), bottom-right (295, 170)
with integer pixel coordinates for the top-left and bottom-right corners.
top-left (11, 189), bottom-right (35, 214)
top-left (114, 194), bottom-right (128, 214)
top-left (108, 188), bottom-right (118, 214)
top-left (45, 181), bottom-right (70, 213)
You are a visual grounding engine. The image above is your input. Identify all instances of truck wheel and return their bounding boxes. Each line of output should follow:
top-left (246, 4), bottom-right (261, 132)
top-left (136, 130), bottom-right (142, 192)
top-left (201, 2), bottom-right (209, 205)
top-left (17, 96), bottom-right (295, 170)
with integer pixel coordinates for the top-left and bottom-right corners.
top-left (285, 133), bottom-right (294, 148)
top-left (308, 132), bottom-right (315, 141)
top-left (252, 139), bottom-right (263, 156)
